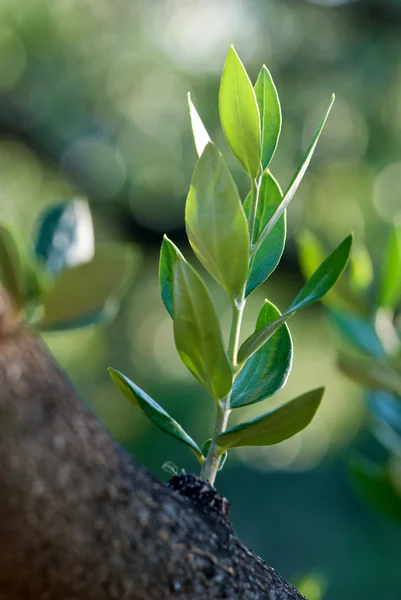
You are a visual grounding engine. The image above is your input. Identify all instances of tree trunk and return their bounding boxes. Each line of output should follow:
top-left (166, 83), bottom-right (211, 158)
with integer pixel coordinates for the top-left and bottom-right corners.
top-left (0, 291), bottom-right (305, 599)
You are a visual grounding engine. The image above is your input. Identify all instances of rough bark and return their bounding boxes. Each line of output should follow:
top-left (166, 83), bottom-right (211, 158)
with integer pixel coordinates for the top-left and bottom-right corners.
top-left (0, 293), bottom-right (305, 599)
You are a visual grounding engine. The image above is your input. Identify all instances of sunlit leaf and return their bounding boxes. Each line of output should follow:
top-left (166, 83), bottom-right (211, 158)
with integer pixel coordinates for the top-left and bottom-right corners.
top-left (254, 65), bottom-right (281, 170)
top-left (0, 222), bottom-right (27, 308)
top-left (188, 92), bottom-right (211, 157)
top-left (349, 456), bottom-right (401, 523)
top-left (349, 244), bottom-right (373, 293)
top-left (173, 258), bottom-right (232, 400)
top-left (216, 387), bottom-right (324, 450)
top-left (378, 223), bottom-right (401, 309)
top-left (231, 300), bottom-right (292, 408)
top-left (34, 199), bottom-right (94, 276)
top-left (254, 95), bottom-right (335, 250)
top-left (108, 368), bottom-right (203, 462)
top-left (238, 235), bottom-right (352, 364)
top-left (244, 171), bottom-right (285, 296)
top-left (159, 235), bottom-right (185, 318)
top-left (185, 142), bottom-right (249, 298)
top-left (219, 46), bottom-right (261, 178)
top-left (329, 309), bottom-right (386, 359)
top-left (37, 244), bottom-right (136, 329)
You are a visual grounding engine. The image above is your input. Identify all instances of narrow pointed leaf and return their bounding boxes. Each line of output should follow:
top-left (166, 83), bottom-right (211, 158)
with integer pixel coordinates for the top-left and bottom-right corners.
top-left (349, 457), bottom-right (401, 523)
top-left (290, 234), bottom-right (352, 311)
top-left (108, 368), bottom-right (203, 462)
top-left (159, 235), bottom-right (185, 318)
top-left (188, 93), bottom-right (211, 157)
top-left (255, 95), bottom-right (335, 250)
top-left (217, 387), bottom-right (324, 450)
top-left (378, 224), bottom-right (401, 309)
top-left (185, 142), bottom-right (249, 298)
top-left (329, 309), bottom-right (386, 359)
top-left (238, 235), bottom-right (352, 364)
top-left (37, 244), bottom-right (137, 329)
top-left (231, 300), bottom-right (292, 408)
top-left (173, 258), bottom-right (232, 400)
top-left (244, 171), bottom-right (286, 296)
top-left (34, 200), bottom-right (94, 276)
top-left (0, 223), bottom-right (26, 308)
top-left (254, 65), bottom-right (281, 170)
top-left (337, 354), bottom-right (401, 398)
top-left (219, 46), bottom-right (261, 178)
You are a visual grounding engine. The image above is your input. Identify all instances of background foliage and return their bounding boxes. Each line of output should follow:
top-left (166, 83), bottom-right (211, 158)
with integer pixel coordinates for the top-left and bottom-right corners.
top-left (0, 0), bottom-right (400, 597)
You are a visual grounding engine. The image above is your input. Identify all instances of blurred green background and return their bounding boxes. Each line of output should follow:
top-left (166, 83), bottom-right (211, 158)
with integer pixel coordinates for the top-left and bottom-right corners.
top-left (1, 0), bottom-right (401, 597)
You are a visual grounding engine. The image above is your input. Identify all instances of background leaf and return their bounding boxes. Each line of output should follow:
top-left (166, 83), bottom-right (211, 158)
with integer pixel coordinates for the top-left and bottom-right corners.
top-left (244, 171), bottom-right (286, 296)
top-left (231, 300), bottom-right (292, 408)
top-left (159, 235), bottom-right (185, 318)
top-left (254, 65), bottom-right (281, 170)
top-left (337, 354), bottom-right (401, 398)
top-left (108, 368), bottom-right (203, 462)
top-left (217, 387), bottom-right (324, 449)
top-left (188, 92), bottom-right (211, 157)
top-left (34, 199), bottom-right (95, 277)
top-left (255, 95), bottom-right (335, 248)
top-left (219, 46), bottom-right (261, 178)
top-left (37, 244), bottom-right (137, 329)
top-left (329, 309), bottom-right (387, 359)
top-left (185, 142), bottom-right (249, 298)
top-left (173, 258), bottom-right (232, 400)
top-left (378, 223), bottom-right (401, 309)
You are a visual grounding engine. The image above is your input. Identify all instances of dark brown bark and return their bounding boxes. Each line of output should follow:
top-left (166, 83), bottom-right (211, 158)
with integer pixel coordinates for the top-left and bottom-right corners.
top-left (0, 293), bottom-right (305, 600)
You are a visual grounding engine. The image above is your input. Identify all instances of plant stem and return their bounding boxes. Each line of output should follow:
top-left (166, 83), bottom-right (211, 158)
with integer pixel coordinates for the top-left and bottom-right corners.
top-left (248, 178), bottom-right (260, 245)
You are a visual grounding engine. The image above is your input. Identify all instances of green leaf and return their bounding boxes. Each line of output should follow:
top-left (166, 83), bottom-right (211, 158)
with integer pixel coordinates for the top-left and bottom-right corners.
top-left (254, 95), bottom-right (335, 250)
top-left (378, 224), bottom-right (401, 309)
top-left (173, 258), bottom-right (232, 400)
top-left (188, 92), bottom-right (211, 157)
top-left (159, 235), bottom-right (185, 319)
top-left (329, 309), bottom-right (386, 359)
top-left (34, 199), bottom-right (94, 277)
top-left (238, 235), bottom-right (352, 364)
top-left (349, 244), bottom-right (373, 293)
top-left (231, 300), bottom-right (292, 408)
top-left (0, 222), bottom-right (27, 308)
top-left (337, 354), bottom-right (401, 398)
top-left (201, 439), bottom-right (227, 470)
top-left (108, 368), bottom-right (203, 462)
top-left (349, 456), bottom-right (401, 523)
top-left (244, 171), bottom-right (286, 296)
top-left (37, 244), bottom-right (137, 330)
top-left (219, 46), bottom-right (261, 178)
top-left (185, 142), bottom-right (249, 298)
top-left (254, 65), bottom-right (281, 170)
top-left (216, 387), bottom-right (324, 450)
top-left (290, 234), bottom-right (353, 311)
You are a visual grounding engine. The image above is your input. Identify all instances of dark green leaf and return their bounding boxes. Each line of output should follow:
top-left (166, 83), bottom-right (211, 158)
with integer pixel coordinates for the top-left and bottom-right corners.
top-left (108, 368), bottom-right (203, 462)
top-left (290, 234), bottom-right (352, 311)
top-left (34, 200), bottom-right (94, 276)
top-left (244, 171), bottom-right (286, 296)
top-left (159, 236), bottom-right (185, 318)
top-left (254, 65), bottom-right (281, 170)
top-left (37, 244), bottom-right (137, 329)
top-left (238, 235), bottom-right (352, 364)
top-left (378, 224), bottom-right (401, 309)
top-left (231, 300), bottom-right (292, 408)
top-left (329, 309), bottom-right (386, 359)
top-left (216, 387), bottom-right (324, 450)
top-left (185, 142), bottom-right (249, 298)
top-left (349, 456), bottom-right (401, 523)
top-left (188, 92), bottom-right (211, 157)
top-left (0, 222), bottom-right (26, 308)
top-left (201, 439), bottom-right (227, 470)
top-left (173, 258), bottom-right (232, 400)
top-left (219, 46), bottom-right (261, 178)
top-left (254, 96), bottom-right (335, 250)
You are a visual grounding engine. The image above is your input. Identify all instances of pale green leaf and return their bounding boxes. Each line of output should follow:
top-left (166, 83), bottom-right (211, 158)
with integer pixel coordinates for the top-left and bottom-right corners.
top-left (188, 92), bottom-right (211, 157)
top-left (254, 65), bottom-right (281, 170)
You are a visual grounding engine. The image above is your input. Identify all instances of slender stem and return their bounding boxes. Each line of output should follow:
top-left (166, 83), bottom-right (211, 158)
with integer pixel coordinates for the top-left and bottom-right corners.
top-left (200, 172), bottom-right (262, 485)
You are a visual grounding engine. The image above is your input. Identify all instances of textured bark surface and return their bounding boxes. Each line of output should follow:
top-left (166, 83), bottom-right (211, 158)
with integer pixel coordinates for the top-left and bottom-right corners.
top-left (0, 307), bottom-right (305, 598)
